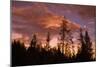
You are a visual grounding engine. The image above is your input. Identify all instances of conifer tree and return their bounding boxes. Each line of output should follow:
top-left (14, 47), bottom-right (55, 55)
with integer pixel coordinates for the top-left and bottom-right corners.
top-left (46, 32), bottom-right (50, 50)
top-left (79, 27), bottom-right (92, 61)
top-left (84, 30), bottom-right (92, 59)
top-left (30, 34), bottom-right (37, 48)
top-left (59, 16), bottom-right (71, 54)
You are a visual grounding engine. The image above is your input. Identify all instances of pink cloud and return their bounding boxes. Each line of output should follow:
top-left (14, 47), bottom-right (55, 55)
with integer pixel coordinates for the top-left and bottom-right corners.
top-left (12, 2), bottom-right (81, 32)
top-left (11, 32), bottom-right (30, 43)
top-left (11, 32), bottom-right (23, 40)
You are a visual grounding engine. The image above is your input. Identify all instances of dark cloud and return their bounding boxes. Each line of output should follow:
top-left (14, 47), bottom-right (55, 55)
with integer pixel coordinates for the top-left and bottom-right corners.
top-left (77, 6), bottom-right (96, 19)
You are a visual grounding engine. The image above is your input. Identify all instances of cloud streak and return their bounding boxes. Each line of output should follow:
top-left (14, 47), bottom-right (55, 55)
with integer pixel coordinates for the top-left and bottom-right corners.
top-left (12, 1), bottom-right (96, 43)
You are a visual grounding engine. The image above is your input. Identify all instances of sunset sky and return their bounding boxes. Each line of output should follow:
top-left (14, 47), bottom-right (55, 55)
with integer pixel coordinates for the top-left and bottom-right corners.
top-left (12, 1), bottom-right (96, 46)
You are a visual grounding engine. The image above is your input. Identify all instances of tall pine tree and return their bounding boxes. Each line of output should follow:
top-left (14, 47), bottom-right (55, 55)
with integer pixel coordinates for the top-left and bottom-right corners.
top-left (79, 27), bottom-right (92, 61)
top-left (59, 16), bottom-right (71, 54)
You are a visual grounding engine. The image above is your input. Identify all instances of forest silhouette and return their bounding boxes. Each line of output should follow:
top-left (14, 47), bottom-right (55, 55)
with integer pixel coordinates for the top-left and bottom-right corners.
top-left (12, 18), bottom-right (95, 66)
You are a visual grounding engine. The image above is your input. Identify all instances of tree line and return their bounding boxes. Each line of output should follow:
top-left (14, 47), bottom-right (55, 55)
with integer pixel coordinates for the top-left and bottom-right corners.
top-left (12, 17), bottom-right (95, 66)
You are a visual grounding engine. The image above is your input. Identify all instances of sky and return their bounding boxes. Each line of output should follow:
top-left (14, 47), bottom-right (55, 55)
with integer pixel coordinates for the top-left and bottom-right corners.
top-left (12, 1), bottom-right (96, 46)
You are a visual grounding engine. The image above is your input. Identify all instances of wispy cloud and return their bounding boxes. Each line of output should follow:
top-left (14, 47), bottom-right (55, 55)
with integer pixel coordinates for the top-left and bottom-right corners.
top-left (12, 1), bottom-right (96, 42)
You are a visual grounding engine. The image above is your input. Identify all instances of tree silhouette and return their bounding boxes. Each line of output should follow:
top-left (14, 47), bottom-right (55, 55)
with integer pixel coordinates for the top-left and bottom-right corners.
top-left (59, 18), bottom-right (67, 53)
top-left (84, 29), bottom-right (92, 60)
top-left (30, 34), bottom-right (37, 48)
top-left (45, 32), bottom-right (51, 50)
top-left (12, 39), bottom-right (26, 66)
top-left (78, 27), bottom-right (92, 61)
top-left (59, 16), bottom-right (72, 54)
top-left (12, 20), bottom-right (95, 66)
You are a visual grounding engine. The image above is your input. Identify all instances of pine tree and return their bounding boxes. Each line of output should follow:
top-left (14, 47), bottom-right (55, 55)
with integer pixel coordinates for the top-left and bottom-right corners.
top-left (84, 30), bottom-right (92, 59)
top-left (59, 16), bottom-right (71, 54)
top-left (30, 34), bottom-right (37, 48)
top-left (46, 32), bottom-right (50, 50)
top-left (79, 27), bottom-right (92, 61)
top-left (59, 18), bottom-right (67, 53)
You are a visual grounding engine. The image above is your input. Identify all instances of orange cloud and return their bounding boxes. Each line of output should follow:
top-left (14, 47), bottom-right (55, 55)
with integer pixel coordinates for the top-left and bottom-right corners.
top-left (40, 16), bottom-right (80, 30)
top-left (12, 32), bottom-right (30, 44)
top-left (65, 19), bottom-right (80, 30)
top-left (12, 3), bottom-right (80, 32)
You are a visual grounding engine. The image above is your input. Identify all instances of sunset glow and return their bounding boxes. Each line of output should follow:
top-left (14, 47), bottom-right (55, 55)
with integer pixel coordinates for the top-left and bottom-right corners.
top-left (12, 1), bottom-right (96, 66)
top-left (50, 37), bottom-right (58, 48)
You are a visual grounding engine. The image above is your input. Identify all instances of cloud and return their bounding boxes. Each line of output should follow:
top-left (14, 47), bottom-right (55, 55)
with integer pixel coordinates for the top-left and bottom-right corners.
top-left (11, 32), bottom-right (23, 40)
top-left (12, 2), bottom-right (80, 36)
top-left (12, 32), bottom-right (30, 44)
top-left (40, 17), bottom-right (80, 30)
top-left (12, 6), bottom-right (80, 29)
top-left (78, 6), bottom-right (96, 19)
top-left (12, 1), bottom-right (96, 44)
